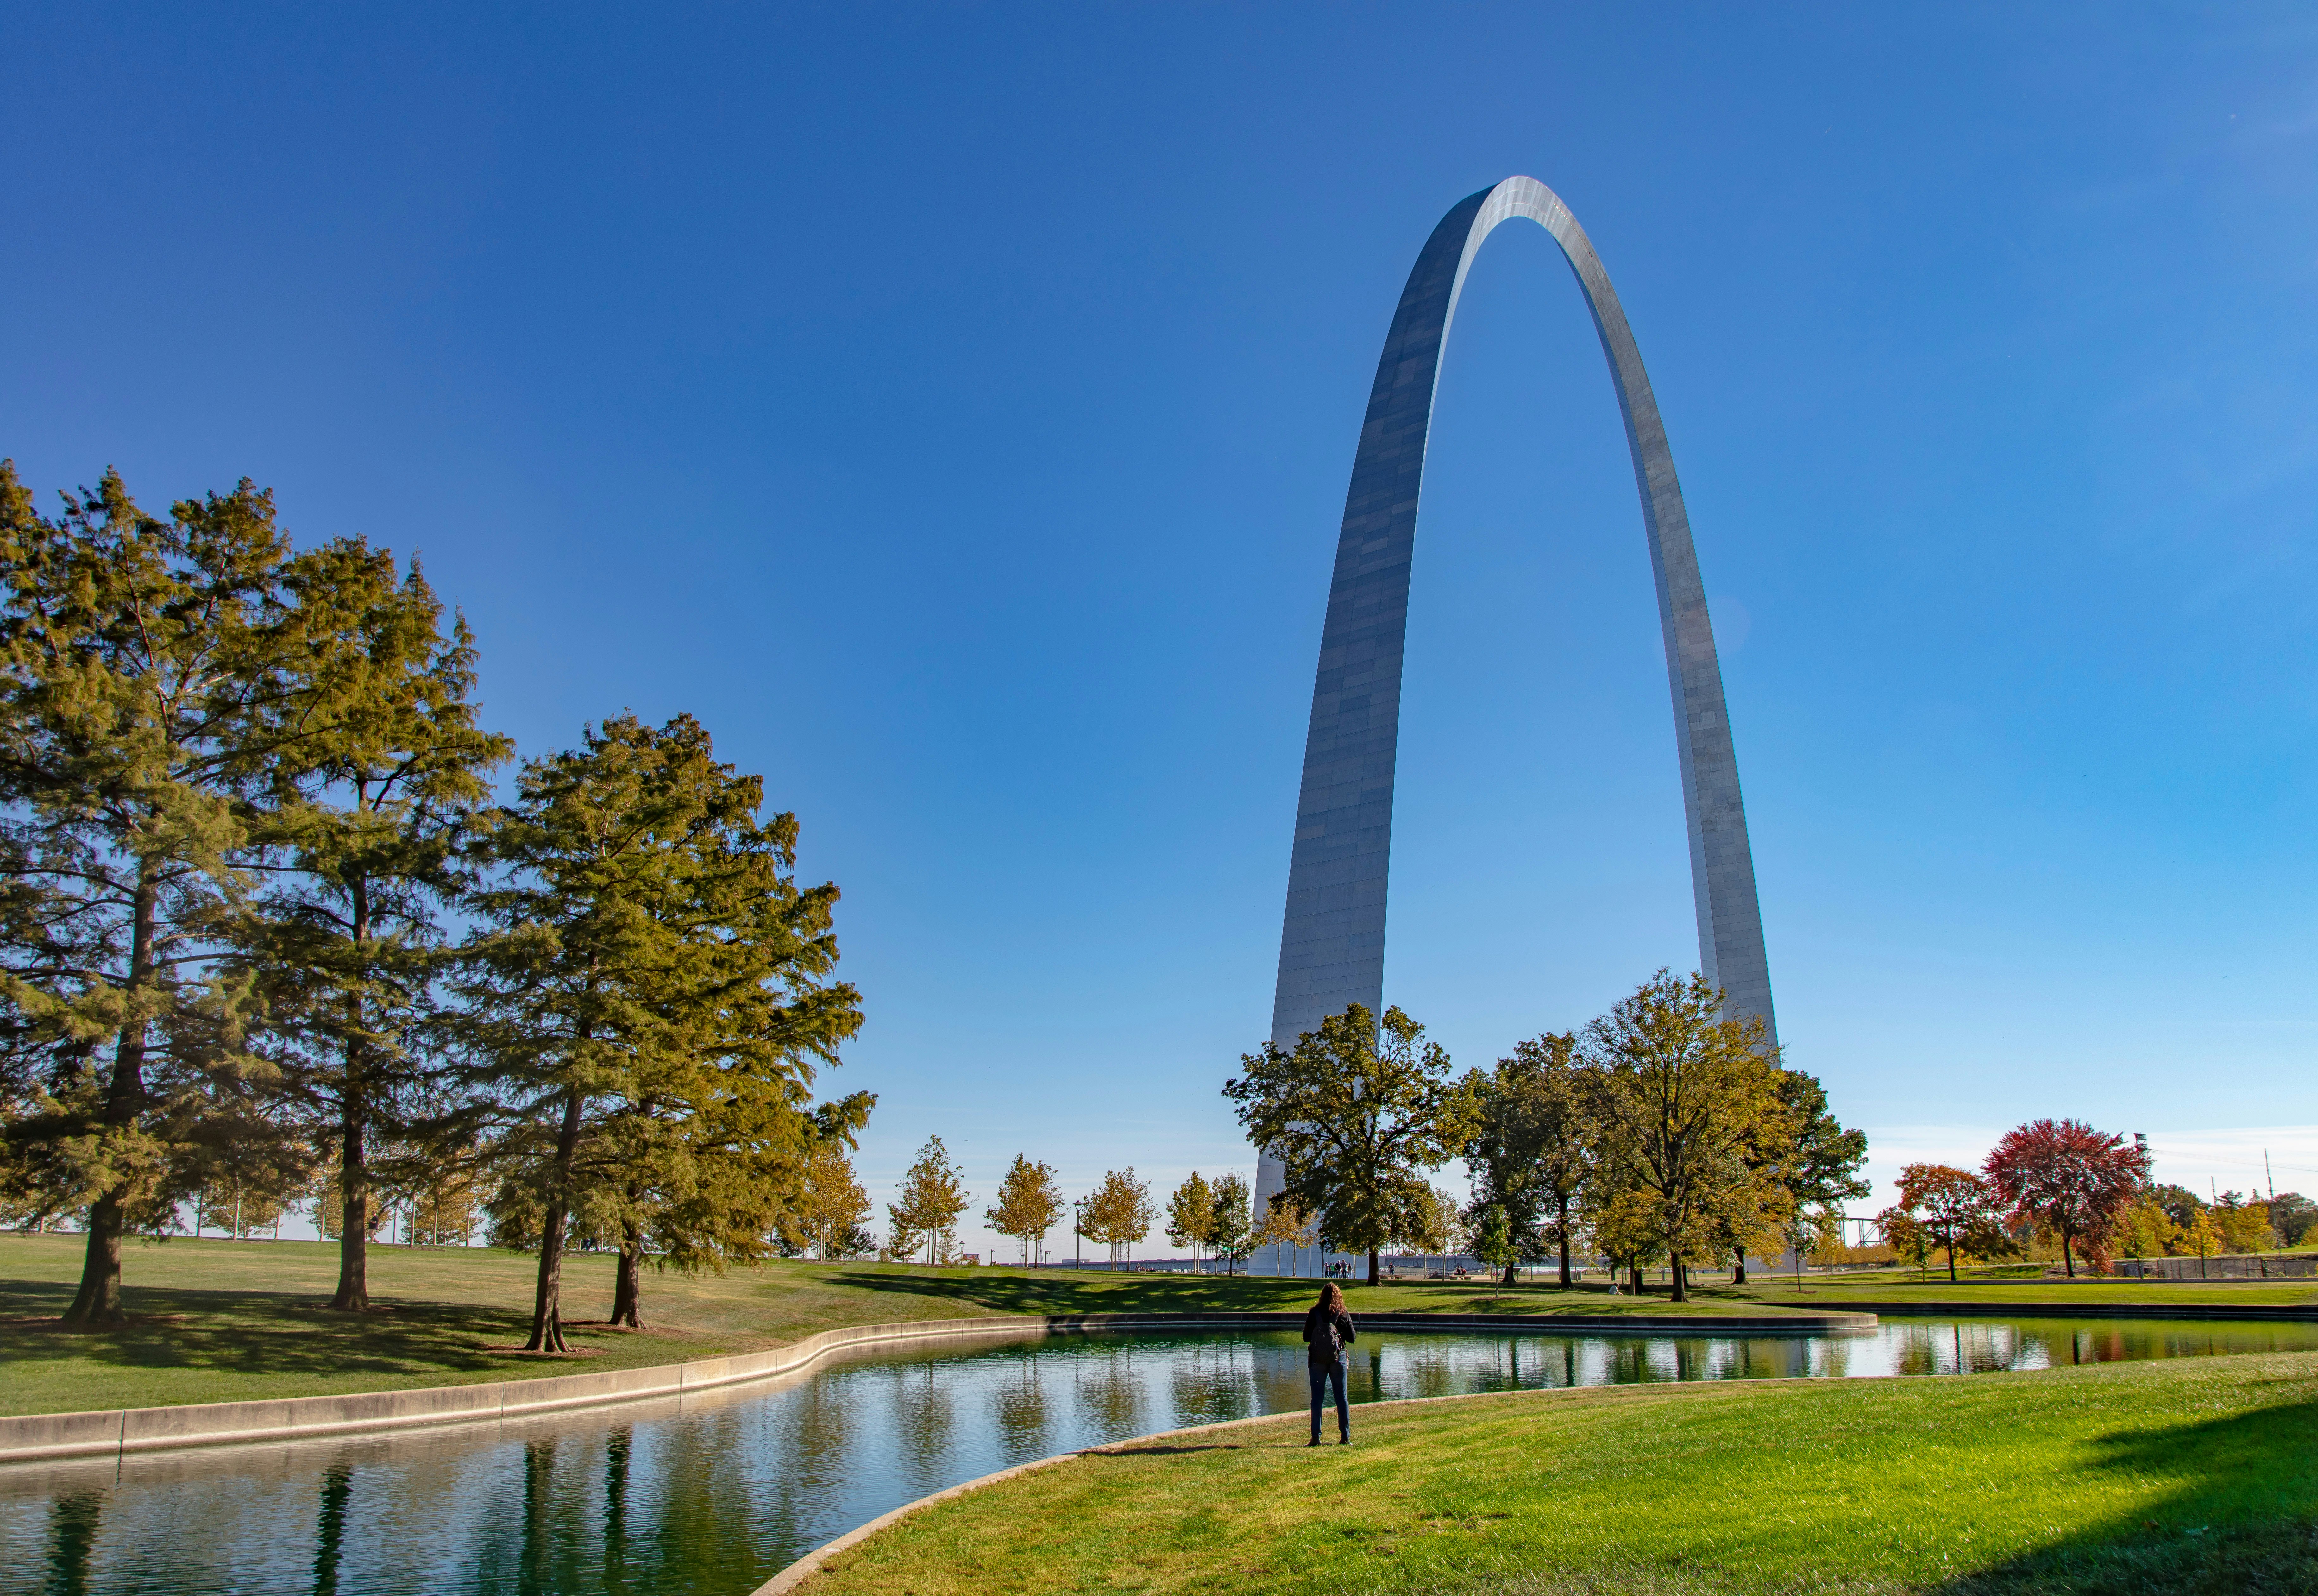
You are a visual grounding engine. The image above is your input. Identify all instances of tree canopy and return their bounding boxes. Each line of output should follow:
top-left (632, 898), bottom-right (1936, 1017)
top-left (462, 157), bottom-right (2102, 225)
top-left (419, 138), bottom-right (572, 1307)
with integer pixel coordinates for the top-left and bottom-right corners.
top-left (1580, 971), bottom-right (1790, 1303)
top-left (1982, 1118), bottom-right (2144, 1277)
top-left (1225, 1002), bottom-right (1465, 1286)
top-left (985, 1153), bottom-right (1064, 1266)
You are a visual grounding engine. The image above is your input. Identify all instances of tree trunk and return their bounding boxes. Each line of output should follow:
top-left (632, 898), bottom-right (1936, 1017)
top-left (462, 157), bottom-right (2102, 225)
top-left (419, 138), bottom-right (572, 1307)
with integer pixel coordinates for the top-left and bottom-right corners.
top-left (2061, 1229), bottom-right (2076, 1278)
top-left (1669, 1257), bottom-right (1688, 1303)
top-left (330, 1106), bottom-right (371, 1311)
top-left (64, 1191), bottom-right (128, 1325)
top-left (1367, 1246), bottom-right (1379, 1287)
top-left (331, 885), bottom-right (374, 1312)
top-left (611, 1235), bottom-right (646, 1329)
top-left (1946, 1239), bottom-right (1959, 1283)
top-left (1731, 1253), bottom-right (1748, 1285)
top-left (1558, 1204), bottom-right (1574, 1288)
top-left (525, 1086), bottom-right (587, 1353)
top-left (62, 869), bottom-right (159, 1327)
top-left (1629, 1263), bottom-right (1645, 1295)
top-left (1501, 1261), bottom-right (1518, 1286)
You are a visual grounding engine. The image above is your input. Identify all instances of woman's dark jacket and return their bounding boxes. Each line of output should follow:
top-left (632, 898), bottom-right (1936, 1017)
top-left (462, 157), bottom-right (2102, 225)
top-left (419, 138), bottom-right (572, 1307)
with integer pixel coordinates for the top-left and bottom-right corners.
top-left (1302, 1303), bottom-right (1356, 1367)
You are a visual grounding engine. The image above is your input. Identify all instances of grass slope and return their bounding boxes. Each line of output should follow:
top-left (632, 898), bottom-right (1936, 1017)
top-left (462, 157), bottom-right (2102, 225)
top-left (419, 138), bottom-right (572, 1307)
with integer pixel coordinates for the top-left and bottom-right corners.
top-left (0, 1234), bottom-right (1811, 1417)
top-left (801, 1353), bottom-right (2318, 1596)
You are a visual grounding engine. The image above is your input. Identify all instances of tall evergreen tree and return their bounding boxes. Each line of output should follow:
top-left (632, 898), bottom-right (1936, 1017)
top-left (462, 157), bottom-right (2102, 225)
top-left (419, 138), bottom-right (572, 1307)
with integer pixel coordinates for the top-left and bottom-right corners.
top-left (236, 538), bottom-right (510, 1311)
top-left (0, 466), bottom-right (302, 1323)
top-left (460, 713), bottom-right (862, 1350)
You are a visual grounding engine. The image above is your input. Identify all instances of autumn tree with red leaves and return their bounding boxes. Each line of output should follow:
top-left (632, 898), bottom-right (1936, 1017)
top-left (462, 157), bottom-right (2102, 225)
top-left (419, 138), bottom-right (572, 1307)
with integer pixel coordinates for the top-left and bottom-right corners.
top-left (1982, 1119), bottom-right (2145, 1277)
top-left (1890, 1163), bottom-right (2013, 1283)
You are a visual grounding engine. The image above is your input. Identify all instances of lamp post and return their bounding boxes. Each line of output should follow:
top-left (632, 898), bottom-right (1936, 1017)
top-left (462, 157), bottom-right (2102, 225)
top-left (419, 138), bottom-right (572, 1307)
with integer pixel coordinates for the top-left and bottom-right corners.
top-left (1072, 1198), bottom-right (1084, 1271)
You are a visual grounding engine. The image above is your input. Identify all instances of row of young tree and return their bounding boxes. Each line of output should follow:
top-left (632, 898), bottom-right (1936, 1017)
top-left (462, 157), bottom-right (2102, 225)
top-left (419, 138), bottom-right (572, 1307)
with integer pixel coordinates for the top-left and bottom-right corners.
top-left (871, 1135), bottom-right (1263, 1270)
top-left (1226, 970), bottom-right (1870, 1300)
top-left (1877, 1125), bottom-right (2314, 1281)
top-left (0, 466), bottom-right (873, 1347)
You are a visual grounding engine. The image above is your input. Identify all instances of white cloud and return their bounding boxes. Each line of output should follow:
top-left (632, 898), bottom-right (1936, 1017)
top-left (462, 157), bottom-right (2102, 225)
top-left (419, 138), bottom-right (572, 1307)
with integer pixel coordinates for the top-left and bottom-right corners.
top-left (1850, 1122), bottom-right (2318, 1216)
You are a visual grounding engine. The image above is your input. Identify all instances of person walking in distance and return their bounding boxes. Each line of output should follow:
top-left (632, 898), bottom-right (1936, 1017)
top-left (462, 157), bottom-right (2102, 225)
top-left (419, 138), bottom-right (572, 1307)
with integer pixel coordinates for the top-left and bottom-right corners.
top-left (1303, 1281), bottom-right (1355, 1446)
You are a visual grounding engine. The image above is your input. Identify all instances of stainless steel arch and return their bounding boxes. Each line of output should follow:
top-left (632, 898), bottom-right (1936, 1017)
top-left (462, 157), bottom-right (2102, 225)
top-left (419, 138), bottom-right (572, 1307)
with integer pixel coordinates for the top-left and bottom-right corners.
top-left (1255, 176), bottom-right (1775, 1215)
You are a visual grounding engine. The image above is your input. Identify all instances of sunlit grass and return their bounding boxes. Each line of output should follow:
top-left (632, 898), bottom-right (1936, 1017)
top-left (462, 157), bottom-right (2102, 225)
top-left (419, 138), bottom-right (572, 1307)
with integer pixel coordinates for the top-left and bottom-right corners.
top-left (802, 1352), bottom-right (2318, 1595)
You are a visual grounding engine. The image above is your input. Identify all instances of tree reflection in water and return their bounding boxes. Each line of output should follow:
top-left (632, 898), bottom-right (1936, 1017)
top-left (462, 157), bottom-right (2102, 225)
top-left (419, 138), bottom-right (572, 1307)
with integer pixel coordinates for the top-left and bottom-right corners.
top-left (9, 1317), bottom-right (2318, 1596)
top-left (309, 1467), bottom-right (351, 1596)
top-left (42, 1489), bottom-right (101, 1596)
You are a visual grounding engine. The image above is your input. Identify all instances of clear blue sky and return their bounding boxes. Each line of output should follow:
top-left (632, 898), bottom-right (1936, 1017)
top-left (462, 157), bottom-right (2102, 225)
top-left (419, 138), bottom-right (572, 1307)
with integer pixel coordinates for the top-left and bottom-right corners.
top-left (6, 5), bottom-right (2315, 1254)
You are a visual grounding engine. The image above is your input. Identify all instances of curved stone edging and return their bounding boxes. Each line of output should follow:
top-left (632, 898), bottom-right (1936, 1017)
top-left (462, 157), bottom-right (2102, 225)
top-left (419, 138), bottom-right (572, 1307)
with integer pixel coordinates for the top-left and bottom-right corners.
top-left (0, 1313), bottom-right (1045, 1466)
top-left (747, 1368), bottom-right (1894, 1595)
top-left (0, 1307), bottom-right (1870, 1466)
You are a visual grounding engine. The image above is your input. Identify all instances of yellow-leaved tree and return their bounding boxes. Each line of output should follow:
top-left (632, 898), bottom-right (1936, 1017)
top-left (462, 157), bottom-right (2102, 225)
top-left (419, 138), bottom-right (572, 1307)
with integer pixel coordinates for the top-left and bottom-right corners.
top-left (985, 1153), bottom-right (1065, 1265)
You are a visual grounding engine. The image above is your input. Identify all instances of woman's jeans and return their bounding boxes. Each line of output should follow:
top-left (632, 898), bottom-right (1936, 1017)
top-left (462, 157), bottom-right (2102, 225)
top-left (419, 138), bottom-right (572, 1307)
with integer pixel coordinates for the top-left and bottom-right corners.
top-left (1309, 1359), bottom-right (1348, 1441)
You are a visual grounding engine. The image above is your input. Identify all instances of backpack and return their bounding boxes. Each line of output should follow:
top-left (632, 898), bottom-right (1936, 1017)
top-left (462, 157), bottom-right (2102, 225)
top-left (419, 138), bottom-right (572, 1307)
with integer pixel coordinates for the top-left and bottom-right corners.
top-left (1307, 1309), bottom-right (1345, 1366)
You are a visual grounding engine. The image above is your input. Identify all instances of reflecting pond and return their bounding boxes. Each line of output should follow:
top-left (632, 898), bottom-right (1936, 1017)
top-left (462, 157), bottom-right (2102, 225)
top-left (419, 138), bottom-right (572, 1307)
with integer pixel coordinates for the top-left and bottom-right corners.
top-left (8, 1316), bottom-right (2316, 1596)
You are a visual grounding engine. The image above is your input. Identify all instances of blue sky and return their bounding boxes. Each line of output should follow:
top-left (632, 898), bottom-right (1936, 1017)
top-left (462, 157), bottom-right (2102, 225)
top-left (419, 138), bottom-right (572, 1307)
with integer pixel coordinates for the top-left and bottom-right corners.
top-left (5, 5), bottom-right (2316, 1254)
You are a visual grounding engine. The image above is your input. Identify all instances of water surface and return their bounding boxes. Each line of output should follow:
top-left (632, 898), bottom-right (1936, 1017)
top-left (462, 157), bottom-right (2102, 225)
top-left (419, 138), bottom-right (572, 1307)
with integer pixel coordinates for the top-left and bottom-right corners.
top-left (8, 1316), bottom-right (2314, 1596)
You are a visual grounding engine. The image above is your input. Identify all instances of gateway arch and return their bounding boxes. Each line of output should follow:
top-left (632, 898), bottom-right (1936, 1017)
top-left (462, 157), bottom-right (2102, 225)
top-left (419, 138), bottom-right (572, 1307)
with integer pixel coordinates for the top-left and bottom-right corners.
top-left (1254, 176), bottom-right (1776, 1215)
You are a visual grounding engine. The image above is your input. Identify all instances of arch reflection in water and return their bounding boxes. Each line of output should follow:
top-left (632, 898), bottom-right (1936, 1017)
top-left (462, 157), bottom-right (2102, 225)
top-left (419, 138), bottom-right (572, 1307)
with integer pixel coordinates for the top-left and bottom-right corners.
top-left (9, 1319), bottom-right (2318, 1596)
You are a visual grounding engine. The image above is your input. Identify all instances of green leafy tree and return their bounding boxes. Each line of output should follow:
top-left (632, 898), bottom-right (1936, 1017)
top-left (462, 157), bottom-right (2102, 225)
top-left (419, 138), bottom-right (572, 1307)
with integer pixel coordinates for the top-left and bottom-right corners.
top-left (985, 1153), bottom-right (1065, 1266)
top-left (1392, 1183), bottom-right (1462, 1258)
top-left (1206, 1172), bottom-right (1252, 1274)
top-left (0, 467), bottom-right (302, 1323)
top-left (2271, 1192), bottom-right (2316, 1248)
top-left (1164, 1170), bottom-right (1215, 1267)
top-left (1470, 1203), bottom-right (1520, 1281)
top-left (1225, 1003), bottom-right (1465, 1286)
top-left (1723, 1071), bottom-right (1868, 1285)
top-left (1462, 1032), bottom-right (1595, 1286)
top-left (1077, 1166), bottom-right (1153, 1267)
top-left (1582, 971), bottom-right (1791, 1303)
top-left (460, 713), bottom-right (862, 1348)
top-left (235, 537), bottom-right (510, 1310)
top-left (889, 1134), bottom-right (969, 1266)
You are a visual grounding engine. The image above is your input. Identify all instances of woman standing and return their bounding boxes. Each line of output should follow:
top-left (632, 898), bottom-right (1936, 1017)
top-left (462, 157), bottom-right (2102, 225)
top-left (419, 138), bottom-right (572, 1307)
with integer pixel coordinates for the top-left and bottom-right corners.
top-left (1302, 1281), bottom-right (1356, 1446)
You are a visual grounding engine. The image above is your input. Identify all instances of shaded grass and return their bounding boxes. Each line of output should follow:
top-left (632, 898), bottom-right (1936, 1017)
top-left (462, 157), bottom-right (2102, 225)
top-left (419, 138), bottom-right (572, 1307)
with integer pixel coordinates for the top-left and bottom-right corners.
top-left (0, 1234), bottom-right (1812, 1416)
top-left (801, 1352), bottom-right (2318, 1595)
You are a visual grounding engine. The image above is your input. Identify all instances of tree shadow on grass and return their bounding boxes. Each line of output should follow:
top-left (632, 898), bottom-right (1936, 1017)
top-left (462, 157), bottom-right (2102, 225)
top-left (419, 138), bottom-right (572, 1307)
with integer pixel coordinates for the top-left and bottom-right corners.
top-left (1936, 1392), bottom-right (2318, 1595)
top-left (0, 1279), bottom-right (542, 1382)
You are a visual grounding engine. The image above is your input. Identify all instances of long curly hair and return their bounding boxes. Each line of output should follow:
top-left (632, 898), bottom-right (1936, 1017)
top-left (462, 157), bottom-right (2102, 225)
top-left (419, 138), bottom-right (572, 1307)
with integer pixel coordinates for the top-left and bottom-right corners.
top-left (1316, 1281), bottom-right (1345, 1314)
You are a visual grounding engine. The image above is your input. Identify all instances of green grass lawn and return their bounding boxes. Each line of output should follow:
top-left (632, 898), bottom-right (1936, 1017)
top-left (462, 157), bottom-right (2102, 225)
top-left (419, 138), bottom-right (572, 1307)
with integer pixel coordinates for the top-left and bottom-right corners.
top-left (1731, 1272), bottom-right (2318, 1309)
top-left (801, 1352), bottom-right (2318, 1595)
top-left (0, 1234), bottom-right (1816, 1417)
